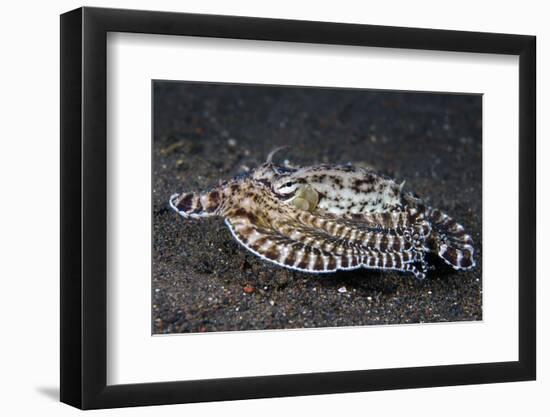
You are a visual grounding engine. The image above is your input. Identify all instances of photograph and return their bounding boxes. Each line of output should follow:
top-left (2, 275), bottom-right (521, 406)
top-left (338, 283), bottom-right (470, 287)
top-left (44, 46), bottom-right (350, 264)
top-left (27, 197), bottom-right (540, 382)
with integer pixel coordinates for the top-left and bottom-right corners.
top-left (55, 4), bottom-right (538, 411)
top-left (152, 81), bottom-right (482, 334)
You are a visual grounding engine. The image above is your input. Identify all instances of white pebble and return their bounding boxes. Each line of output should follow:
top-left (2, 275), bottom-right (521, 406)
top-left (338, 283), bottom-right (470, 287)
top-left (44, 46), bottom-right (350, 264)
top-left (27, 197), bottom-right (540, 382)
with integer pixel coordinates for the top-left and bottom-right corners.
top-left (338, 286), bottom-right (347, 294)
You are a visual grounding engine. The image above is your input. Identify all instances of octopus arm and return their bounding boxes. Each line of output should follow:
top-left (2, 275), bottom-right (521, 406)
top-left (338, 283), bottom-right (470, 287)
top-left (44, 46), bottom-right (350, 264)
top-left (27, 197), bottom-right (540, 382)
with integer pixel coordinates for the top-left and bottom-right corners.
top-left (426, 208), bottom-right (476, 270)
top-left (224, 210), bottom-right (427, 278)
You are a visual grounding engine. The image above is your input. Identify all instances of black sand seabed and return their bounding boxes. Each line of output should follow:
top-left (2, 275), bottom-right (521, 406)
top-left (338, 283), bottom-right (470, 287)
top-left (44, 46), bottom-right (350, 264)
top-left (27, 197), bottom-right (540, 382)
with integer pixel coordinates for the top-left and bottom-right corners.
top-left (152, 82), bottom-right (482, 334)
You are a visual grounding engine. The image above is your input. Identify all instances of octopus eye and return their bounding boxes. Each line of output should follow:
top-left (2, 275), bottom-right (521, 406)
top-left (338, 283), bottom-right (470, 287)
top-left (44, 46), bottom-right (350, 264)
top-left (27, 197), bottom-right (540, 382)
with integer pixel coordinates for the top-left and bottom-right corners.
top-left (274, 180), bottom-right (298, 196)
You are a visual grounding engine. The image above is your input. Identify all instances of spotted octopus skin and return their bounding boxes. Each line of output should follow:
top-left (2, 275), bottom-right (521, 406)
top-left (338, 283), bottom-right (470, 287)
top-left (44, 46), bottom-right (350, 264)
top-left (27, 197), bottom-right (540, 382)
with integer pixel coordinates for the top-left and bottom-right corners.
top-left (169, 160), bottom-right (475, 280)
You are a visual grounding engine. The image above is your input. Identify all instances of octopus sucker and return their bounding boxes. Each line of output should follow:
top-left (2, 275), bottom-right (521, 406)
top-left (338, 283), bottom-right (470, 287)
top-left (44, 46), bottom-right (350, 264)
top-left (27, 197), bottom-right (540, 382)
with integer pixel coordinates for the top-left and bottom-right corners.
top-left (169, 150), bottom-right (476, 280)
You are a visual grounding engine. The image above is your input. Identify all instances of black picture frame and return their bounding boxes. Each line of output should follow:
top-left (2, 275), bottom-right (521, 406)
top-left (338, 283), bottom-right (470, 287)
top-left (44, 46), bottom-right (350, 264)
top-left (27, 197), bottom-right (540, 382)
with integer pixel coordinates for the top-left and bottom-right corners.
top-left (60, 6), bottom-right (536, 410)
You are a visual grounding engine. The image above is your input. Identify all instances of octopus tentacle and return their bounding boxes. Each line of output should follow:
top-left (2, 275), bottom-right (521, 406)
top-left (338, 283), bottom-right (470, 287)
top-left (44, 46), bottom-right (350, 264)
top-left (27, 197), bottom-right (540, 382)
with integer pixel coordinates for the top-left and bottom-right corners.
top-left (426, 208), bottom-right (476, 270)
top-left (226, 216), bottom-right (427, 278)
top-left (224, 208), bottom-right (426, 278)
top-left (287, 210), bottom-right (422, 254)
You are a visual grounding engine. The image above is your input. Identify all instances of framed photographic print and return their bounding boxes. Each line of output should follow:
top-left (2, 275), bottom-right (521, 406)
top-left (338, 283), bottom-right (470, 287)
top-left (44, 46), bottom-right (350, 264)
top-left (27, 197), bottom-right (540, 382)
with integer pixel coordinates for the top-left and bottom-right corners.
top-left (60, 6), bottom-right (536, 409)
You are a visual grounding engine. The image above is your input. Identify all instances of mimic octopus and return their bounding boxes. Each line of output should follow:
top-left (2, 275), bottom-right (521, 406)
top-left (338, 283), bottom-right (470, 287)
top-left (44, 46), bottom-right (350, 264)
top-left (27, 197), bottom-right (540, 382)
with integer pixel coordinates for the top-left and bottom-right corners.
top-left (169, 149), bottom-right (475, 279)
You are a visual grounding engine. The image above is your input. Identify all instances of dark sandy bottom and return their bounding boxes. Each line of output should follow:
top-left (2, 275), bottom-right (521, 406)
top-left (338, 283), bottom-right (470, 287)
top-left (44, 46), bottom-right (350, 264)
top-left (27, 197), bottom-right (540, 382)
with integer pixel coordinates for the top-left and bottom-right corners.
top-left (152, 82), bottom-right (482, 334)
